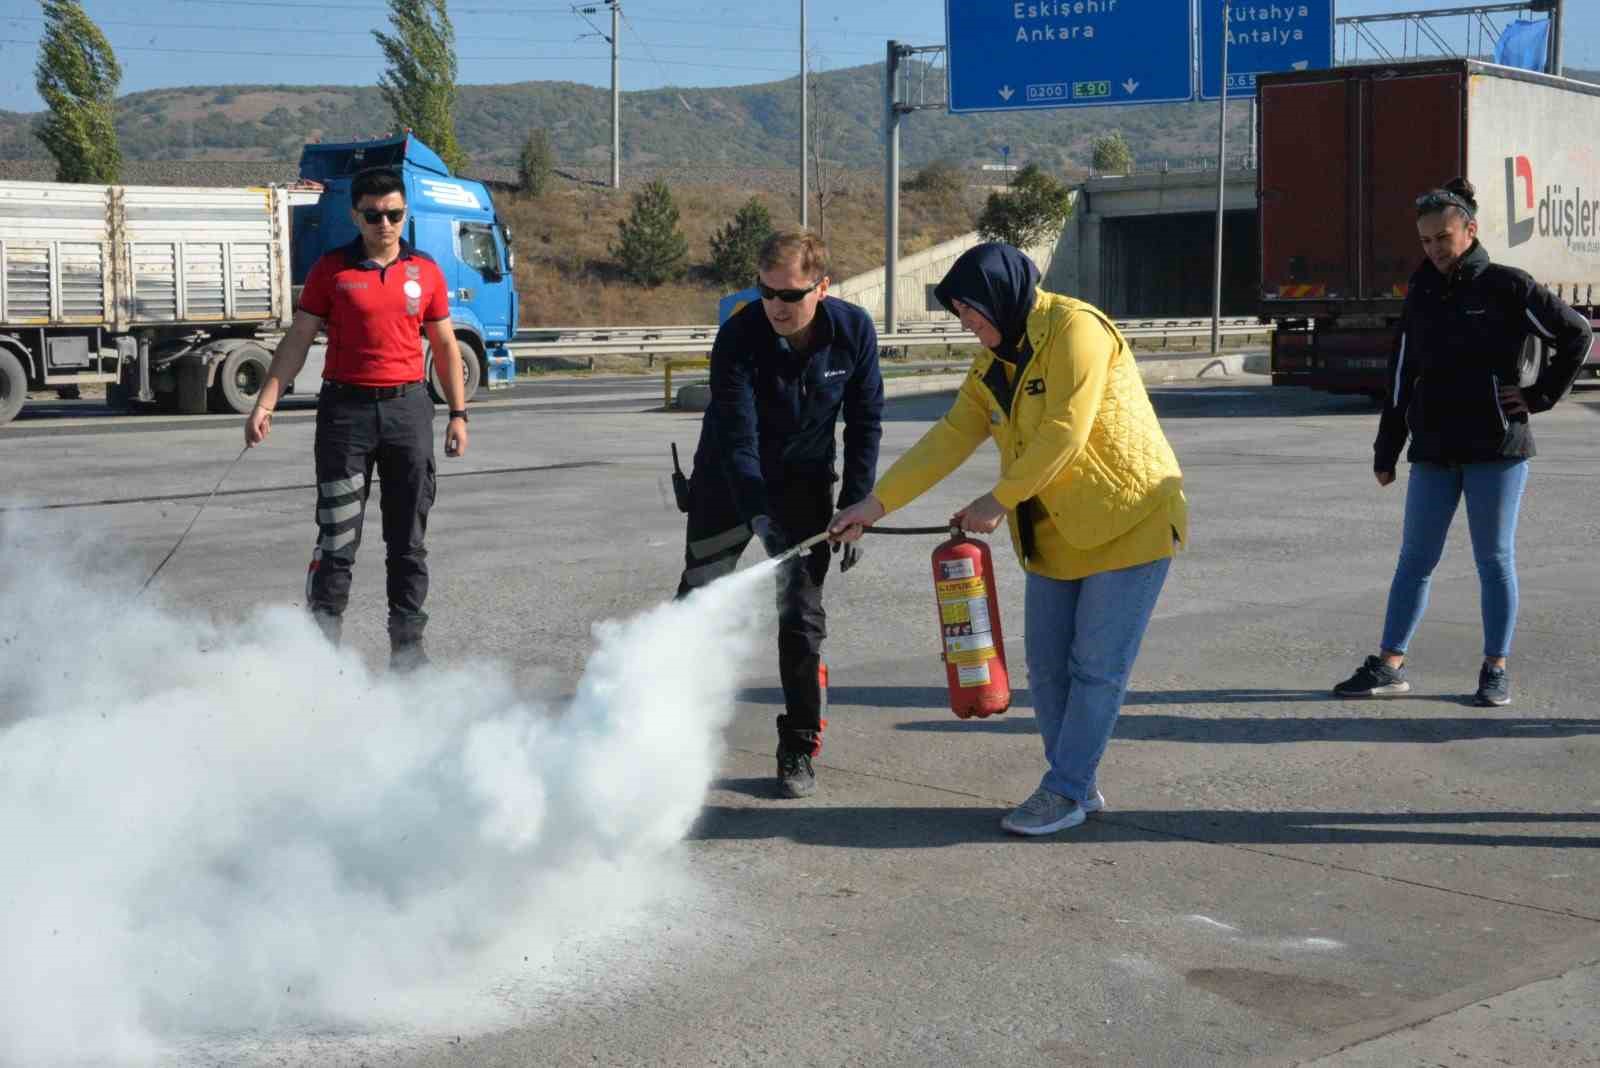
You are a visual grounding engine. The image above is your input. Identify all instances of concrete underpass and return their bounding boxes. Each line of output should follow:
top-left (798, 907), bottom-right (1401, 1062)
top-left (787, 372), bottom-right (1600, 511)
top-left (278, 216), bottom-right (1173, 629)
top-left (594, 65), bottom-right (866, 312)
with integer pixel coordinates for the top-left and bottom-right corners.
top-left (1051, 168), bottom-right (1261, 319)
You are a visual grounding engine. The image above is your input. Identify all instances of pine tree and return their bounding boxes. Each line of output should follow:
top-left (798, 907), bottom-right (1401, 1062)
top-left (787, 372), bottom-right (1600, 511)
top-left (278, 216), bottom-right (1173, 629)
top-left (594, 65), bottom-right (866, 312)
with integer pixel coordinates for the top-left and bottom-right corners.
top-left (518, 128), bottom-right (553, 197)
top-left (373, 0), bottom-right (467, 173)
top-left (708, 198), bottom-right (774, 288)
top-left (33, 0), bottom-right (122, 184)
top-left (612, 181), bottom-right (689, 287)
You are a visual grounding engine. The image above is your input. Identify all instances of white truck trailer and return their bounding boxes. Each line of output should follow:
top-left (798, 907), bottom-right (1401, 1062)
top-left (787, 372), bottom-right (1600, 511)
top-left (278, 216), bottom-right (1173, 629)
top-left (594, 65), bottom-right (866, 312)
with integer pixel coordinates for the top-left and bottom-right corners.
top-left (1258, 59), bottom-right (1600, 396)
top-left (0, 180), bottom-right (315, 424)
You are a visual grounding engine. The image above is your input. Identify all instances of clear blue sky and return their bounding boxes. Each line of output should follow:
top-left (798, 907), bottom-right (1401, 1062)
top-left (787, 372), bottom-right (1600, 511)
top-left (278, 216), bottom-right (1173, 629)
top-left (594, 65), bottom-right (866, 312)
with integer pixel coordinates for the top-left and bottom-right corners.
top-left (0, 0), bottom-right (1594, 113)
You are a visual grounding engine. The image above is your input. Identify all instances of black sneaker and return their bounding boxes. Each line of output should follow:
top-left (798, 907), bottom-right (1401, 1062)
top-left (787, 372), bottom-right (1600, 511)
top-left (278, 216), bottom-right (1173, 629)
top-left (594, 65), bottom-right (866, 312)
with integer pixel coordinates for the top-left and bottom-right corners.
top-left (776, 748), bottom-right (816, 798)
top-left (1475, 664), bottom-right (1512, 707)
top-left (1333, 655), bottom-right (1411, 698)
top-left (389, 639), bottom-right (431, 674)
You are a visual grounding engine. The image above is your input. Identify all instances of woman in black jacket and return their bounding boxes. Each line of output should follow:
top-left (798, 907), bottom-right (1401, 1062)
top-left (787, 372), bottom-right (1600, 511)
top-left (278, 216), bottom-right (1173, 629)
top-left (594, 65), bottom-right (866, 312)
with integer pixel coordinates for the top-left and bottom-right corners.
top-left (1334, 177), bottom-right (1593, 706)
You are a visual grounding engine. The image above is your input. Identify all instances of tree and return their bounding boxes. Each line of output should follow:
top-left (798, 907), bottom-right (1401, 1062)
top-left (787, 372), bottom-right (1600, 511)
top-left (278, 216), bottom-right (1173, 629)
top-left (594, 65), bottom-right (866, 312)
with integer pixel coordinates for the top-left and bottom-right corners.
top-left (373, 0), bottom-right (466, 173)
top-left (1092, 131), bottom-right (1134, 176)
top-left (709, 197), bottom-right (774, 288)
top-left (611, 180), bottom-right (688, 286)
top-left (518, 127), bottom-right (553, 197)
top-left (808, 74), bottom-right (842, 241)
top-left (976, 163), bottom-right (1074, 250)
top-left (903, 158), bottom-right (966, 199)
top-left (33, 0), bottom-right (122, 183)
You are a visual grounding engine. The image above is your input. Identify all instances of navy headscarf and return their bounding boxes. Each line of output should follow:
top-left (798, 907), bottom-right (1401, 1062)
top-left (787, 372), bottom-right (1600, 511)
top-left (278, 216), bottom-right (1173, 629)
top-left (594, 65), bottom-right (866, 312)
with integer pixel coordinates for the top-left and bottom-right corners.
top-left (933, 242), bottom-right (1041, 361)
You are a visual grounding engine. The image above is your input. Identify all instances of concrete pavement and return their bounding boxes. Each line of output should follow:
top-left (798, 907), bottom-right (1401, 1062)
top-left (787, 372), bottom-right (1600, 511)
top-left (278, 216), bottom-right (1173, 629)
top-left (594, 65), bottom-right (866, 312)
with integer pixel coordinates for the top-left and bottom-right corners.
top-left (2, 378), bottom-right (1597, 1066)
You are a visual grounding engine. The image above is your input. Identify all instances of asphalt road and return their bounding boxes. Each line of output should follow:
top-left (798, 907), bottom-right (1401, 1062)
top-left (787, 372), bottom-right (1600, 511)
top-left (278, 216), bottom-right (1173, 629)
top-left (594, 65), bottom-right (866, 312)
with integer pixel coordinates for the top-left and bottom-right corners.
top-left (3, 377), bottom-right (1598, 1067)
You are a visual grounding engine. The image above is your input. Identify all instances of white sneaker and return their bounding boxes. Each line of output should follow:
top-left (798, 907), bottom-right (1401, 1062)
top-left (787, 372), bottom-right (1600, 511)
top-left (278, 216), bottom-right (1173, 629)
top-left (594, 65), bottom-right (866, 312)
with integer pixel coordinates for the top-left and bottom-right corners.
top-left (1002, 786), bottom-right (1092, 836)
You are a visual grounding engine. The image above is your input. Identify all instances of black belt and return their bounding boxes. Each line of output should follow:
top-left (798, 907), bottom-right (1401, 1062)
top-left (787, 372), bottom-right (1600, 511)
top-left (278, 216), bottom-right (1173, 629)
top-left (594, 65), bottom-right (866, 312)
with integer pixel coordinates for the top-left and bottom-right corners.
top-left (321, 379), bottom-right (425, 400)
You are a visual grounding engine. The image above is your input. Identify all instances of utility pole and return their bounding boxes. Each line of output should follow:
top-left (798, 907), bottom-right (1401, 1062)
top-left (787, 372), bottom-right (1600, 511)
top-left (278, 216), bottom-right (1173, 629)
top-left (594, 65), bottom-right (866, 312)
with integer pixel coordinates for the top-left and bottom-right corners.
top-left (884, 40), bottom-right (901, 334)
top-left (610, 0), bottom-right (621, 189)
top-left (1210, 0), bottom-right (1230, 356)
top-left (800, 0), bottom-right (809, 229)
top-left (1549, 0), bottom-right (1564, 75)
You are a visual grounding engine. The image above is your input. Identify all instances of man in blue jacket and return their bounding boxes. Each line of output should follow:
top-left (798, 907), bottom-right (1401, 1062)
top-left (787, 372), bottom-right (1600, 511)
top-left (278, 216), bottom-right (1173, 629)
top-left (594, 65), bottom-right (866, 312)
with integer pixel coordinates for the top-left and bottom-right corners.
top-left (676, 228), bottom-right (884, 798)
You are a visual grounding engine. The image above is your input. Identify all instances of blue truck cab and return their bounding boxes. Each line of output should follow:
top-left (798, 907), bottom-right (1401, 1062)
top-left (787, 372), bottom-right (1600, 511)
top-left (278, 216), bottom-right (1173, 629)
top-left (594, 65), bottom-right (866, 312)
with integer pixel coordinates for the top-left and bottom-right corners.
top-left (291, 133), bottom-right (517, 397)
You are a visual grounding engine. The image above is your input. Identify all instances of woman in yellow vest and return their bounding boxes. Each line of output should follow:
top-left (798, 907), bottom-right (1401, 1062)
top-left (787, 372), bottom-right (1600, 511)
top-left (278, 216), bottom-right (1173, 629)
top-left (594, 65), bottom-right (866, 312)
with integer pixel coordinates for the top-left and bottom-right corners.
top-left (829, 243), bottom-right (1187, 836)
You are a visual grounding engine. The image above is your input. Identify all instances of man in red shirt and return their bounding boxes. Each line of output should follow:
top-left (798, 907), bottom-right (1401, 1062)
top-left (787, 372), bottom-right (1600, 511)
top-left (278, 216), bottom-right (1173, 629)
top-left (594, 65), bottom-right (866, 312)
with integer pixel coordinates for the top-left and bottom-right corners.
top-left (244, 167), bottom-right (469, 670)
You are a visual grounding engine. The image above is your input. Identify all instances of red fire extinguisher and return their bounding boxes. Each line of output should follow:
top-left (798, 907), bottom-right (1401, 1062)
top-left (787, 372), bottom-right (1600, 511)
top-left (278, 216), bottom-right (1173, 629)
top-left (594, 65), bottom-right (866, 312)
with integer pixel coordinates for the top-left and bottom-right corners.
top-left (930, 526), bottom-right (1010, 719)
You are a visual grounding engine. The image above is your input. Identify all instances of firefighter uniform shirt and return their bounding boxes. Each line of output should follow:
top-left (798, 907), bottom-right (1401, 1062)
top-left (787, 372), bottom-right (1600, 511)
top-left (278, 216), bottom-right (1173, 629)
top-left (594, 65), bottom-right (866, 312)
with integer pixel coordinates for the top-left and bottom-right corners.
top-left (299, 238), bottom-right (451, 387)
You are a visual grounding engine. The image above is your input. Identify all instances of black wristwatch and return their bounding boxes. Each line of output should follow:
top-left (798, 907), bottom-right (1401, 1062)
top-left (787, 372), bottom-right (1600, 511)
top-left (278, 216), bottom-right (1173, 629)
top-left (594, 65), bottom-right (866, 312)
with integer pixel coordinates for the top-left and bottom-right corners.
top-left (448, 409), bottom-right (469, 422)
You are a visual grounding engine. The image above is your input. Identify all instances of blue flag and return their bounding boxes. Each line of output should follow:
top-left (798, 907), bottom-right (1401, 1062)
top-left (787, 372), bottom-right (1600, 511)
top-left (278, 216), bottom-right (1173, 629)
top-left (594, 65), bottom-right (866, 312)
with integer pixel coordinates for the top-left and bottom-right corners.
top-left (1494, 19), bottom-right (1552, 73)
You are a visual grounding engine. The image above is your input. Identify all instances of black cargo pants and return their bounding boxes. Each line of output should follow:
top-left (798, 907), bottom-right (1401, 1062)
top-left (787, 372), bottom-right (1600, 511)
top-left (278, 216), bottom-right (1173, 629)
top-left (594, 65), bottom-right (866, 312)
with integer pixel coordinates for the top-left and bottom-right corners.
top-left (675, 466), bottom-right (832, 753)
top-left (306, 381), bottom-right (436, 644)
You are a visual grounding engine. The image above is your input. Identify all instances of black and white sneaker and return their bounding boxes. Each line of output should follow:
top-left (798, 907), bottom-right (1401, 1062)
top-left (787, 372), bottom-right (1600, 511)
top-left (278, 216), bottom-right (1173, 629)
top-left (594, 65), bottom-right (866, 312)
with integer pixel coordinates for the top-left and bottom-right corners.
top-left (1475, 664), bottom-right (1512, 707)
top-left (776, 748), bottom-right (817, 798)
top-left (1333, 655), bottom-right (1411, 698)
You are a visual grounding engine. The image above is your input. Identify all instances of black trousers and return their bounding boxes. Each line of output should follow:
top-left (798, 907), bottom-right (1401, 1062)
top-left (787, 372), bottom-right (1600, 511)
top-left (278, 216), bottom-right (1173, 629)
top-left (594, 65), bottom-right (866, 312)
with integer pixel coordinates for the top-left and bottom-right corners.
top-left (676, 469), bottom-right (833, 749)
top-left (306, 384), bottom-right (436, 642)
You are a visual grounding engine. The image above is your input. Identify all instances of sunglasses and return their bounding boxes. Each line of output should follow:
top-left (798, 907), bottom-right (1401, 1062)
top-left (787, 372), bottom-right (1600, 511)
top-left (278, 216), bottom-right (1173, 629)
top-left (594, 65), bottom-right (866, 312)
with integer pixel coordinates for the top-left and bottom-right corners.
top-left (755, 277), bottom-right (823, 303)
top-left (1414, 191), bottom-right (1473, 217)
top-left (360, 208), bottom-right (406, 225)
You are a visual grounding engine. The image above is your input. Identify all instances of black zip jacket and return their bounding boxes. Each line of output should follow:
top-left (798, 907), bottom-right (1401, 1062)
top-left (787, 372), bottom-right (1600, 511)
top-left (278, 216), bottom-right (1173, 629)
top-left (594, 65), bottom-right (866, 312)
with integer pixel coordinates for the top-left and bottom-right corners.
top-left (696, 296), bottom-right (884, 522)
top-left (1375, 241), bottom-right (1593, 472)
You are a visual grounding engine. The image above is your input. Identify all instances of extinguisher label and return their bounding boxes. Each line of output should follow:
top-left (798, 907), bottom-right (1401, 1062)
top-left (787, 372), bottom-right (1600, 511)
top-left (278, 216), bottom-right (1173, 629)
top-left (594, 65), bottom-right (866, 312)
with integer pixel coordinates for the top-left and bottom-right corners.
top-left (957, 663), bottom-right (993, 687)
top-left (938, 558), bottom-right (977, 581)
top-left (937, 569), bottom-right (1000, 689)
top-left (945, 634), bottom-right (996, 663)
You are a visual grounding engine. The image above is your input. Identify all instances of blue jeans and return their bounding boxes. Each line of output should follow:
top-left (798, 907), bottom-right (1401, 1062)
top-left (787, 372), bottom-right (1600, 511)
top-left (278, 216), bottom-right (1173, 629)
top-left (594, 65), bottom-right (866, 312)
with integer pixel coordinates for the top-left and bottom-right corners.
top-left (1025, 557), bottom-right (1171, 803)
top-left (1381, 460), bottom-right (1529, 659)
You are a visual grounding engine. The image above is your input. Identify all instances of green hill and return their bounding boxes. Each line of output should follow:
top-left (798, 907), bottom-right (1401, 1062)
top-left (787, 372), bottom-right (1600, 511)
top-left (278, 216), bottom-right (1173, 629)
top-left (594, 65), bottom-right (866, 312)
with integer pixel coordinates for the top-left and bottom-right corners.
top-left (0, 61), bottom-right (1260, 173)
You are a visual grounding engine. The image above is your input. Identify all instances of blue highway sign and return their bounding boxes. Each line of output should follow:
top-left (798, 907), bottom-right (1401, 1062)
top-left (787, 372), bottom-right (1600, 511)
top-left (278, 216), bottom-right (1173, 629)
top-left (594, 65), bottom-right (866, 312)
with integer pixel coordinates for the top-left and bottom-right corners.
top-left (945, 0), bottom-right (1195, 114)
top-left (1199, 1), bottom-right (1334, 101)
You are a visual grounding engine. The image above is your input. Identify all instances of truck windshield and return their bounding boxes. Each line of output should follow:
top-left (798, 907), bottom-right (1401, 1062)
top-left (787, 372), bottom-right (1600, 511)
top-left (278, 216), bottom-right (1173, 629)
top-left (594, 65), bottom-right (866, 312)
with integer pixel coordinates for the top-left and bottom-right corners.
top-left (459, 223), bottom-right (500, 275)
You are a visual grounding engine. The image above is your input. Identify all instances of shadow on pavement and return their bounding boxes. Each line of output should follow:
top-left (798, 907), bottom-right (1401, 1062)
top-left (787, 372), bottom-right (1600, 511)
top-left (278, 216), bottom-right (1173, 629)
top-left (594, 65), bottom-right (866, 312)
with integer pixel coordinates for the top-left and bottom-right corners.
top-left (877, 385), bottom-right (1377, 424)
top-left (742, 686), bottom-right (1600, 744)
top-left (1147, 385), bottom-right (1375, 420)
top-left (896, 712), bottom-right (1600, 744)
top-left (690, 804), bottom-right (1600, 850)
top-left (744, 685), bottom-right (1345, 710)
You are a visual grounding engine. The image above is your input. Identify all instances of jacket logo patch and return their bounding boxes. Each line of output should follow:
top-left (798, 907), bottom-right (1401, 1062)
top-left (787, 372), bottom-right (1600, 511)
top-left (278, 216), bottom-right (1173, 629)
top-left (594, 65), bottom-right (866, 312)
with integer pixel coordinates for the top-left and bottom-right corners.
top-left (1024, 378), bottom-right (1045, 395)
top-left (824, 369), bottom-right (848, 379)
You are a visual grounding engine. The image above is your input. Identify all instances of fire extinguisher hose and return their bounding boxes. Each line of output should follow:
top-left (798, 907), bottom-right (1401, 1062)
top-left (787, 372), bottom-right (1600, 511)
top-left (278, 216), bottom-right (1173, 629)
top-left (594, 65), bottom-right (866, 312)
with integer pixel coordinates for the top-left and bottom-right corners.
top-left (772, 523), bottom-right (963, 565)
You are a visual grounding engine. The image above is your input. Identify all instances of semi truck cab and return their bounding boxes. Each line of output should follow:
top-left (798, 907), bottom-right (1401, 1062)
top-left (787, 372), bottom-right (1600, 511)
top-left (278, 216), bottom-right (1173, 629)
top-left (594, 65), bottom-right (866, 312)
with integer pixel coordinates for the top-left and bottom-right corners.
top-left (293, 134), bottom-right (517, 399)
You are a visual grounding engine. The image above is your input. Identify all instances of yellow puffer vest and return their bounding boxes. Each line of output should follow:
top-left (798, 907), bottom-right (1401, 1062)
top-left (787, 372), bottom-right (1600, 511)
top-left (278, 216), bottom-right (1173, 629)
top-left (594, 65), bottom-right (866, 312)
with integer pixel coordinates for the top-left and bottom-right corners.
top-left (991, 293), bottom-right (1183, 554)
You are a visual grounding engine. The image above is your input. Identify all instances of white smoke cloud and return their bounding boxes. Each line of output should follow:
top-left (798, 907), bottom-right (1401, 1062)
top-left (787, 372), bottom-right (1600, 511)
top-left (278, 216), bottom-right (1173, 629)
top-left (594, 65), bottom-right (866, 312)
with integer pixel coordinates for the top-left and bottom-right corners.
top-left (0, 528), bottom-right (773, 1066)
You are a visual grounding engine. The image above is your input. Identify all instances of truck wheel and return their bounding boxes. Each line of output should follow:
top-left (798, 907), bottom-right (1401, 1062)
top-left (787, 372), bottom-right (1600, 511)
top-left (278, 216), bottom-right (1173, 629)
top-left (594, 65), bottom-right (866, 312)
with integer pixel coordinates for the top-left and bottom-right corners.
top-left (0, 347), bottom-right (26, 425)
top-left (427, 335), bottom-right (482, 404)
top-left (212, 342), bottom-right (272, 414)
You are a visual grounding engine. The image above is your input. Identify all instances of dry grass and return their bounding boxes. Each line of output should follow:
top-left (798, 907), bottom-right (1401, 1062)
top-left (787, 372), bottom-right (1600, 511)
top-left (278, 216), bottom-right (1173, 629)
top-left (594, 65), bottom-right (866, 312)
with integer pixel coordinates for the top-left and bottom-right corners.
top-left (499, 178), bottom-right (979, 326)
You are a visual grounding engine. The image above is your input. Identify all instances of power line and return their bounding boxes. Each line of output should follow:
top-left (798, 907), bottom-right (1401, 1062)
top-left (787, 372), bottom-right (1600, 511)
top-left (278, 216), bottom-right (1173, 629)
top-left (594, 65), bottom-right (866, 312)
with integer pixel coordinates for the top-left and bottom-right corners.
top-left (7, 15), bottom-right (877, 58)
top-left (162, 0), bottom-right (906, 36)
top-left (0, 38), bottom-right (822, 72)
top-left (618, 9), bottom-right (694, 104)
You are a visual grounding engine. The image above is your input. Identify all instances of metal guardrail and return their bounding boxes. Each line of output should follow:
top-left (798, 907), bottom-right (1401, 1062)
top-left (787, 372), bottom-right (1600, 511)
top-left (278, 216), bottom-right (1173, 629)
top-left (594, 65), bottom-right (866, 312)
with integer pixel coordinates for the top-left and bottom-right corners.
top-left (509, 318), bottom-right (1272, 362)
